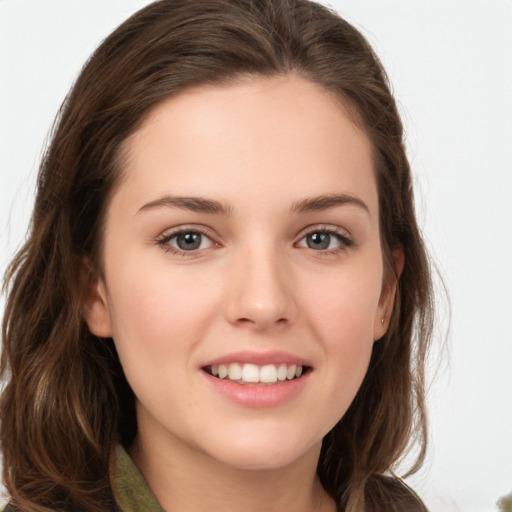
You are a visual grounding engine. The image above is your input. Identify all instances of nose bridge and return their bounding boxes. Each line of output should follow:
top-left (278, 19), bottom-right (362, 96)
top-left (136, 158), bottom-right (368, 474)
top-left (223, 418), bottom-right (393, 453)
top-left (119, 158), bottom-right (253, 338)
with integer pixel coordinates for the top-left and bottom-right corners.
top-left (226, 239), bottom-right (296, 329)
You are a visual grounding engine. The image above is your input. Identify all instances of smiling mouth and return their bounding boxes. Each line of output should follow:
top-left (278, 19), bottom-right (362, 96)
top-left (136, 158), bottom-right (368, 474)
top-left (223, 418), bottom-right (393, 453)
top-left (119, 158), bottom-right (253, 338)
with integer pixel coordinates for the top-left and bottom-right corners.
top-left (203, 363), bottom-right (311, 385)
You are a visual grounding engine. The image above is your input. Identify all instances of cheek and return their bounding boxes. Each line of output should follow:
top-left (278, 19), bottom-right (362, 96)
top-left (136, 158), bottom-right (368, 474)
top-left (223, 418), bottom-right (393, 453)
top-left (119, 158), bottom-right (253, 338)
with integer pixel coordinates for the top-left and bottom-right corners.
top-left (103, 261), bottom-right (225, 423)
top-left (303, 261), bottom-right (383, 343)
top-left (104, 257), bottom-right (221, 365)
top-left (299, 261), bottom-right (382, 407)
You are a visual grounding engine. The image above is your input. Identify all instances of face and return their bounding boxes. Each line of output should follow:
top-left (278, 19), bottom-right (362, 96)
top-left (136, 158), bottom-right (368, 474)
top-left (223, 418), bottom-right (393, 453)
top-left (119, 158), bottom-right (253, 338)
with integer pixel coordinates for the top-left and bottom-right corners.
top-left (85, 74), bottom-right (397, 471)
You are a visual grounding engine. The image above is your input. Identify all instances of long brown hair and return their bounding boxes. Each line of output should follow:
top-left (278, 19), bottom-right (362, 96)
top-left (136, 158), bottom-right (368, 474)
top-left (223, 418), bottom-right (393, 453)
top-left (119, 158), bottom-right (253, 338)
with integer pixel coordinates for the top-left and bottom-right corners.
top-left (1, 1), bottom-right (434, 511)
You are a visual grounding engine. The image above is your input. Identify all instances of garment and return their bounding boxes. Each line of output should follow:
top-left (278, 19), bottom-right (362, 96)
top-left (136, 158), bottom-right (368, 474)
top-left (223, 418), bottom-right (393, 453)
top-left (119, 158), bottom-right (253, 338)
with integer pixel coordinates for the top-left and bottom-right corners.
top-left (114, 445), bottom-right (165, 512)
top-left (0, 447), bottom-right (164, 512)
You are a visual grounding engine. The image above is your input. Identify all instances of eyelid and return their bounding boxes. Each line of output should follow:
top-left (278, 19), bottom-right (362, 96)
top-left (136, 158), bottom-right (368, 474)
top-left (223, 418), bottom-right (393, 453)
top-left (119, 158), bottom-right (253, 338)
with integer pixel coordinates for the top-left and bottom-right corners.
top-left (296, 224), bottom-right (352, 240)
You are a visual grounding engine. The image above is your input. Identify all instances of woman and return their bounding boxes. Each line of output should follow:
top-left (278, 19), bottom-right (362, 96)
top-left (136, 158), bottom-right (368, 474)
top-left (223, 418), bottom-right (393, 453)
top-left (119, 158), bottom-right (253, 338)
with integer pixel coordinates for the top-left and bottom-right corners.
top-left (1, 0), bottom-right (433, 510)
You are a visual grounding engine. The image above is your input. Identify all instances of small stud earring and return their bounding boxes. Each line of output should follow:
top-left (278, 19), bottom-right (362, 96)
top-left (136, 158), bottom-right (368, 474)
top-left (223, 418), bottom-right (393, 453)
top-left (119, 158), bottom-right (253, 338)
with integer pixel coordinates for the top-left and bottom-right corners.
top-left (381, 317), bottom-right (385, 324)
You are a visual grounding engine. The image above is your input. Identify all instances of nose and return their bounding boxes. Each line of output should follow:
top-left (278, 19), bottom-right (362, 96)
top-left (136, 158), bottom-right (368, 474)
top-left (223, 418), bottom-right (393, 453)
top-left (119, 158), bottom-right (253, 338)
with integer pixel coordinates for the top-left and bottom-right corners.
top-left (225, 245), bottom-right (297, 331)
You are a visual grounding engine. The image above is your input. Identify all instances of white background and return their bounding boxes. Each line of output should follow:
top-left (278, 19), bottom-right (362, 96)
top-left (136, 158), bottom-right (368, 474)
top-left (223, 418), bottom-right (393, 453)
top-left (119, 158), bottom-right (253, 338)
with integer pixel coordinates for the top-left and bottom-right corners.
top-left (1, 1), bottom-right (511, 511)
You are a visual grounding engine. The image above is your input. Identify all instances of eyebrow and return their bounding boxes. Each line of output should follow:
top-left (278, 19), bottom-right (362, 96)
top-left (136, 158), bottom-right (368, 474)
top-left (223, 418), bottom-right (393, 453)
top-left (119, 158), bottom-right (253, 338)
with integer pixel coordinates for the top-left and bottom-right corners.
top-left (291, 193), bottom-right (370, 215)
top-left (137, 193), bottom-right (369, 216)
top-left (137, 196), bottom-right (232, 215)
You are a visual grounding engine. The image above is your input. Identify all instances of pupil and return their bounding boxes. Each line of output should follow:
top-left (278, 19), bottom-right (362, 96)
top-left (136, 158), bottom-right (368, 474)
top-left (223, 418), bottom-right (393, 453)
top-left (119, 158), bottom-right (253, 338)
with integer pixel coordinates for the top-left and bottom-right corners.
top-left (307, 232), bottom-right (330, 250)
top-left (177, 232), bottom-right (201, 250)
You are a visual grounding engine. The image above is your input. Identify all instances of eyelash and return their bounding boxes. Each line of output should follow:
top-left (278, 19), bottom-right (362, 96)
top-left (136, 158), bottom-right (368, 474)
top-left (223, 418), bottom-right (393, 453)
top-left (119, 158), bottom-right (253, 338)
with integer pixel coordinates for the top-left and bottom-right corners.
top-left (156, 225), bottom-right (354, 258)
top-left (296, 225), bottom-right (354, 256)
top-left (156, 226), bottom-right (218, 257)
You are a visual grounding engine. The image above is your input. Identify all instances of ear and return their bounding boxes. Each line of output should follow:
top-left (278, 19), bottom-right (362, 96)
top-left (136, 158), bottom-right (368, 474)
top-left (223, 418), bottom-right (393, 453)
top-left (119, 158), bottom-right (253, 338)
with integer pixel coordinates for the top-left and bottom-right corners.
top-left (373, 248), bottom-right (404, 341)
top-left (81, 260), bottom-right (113, 338)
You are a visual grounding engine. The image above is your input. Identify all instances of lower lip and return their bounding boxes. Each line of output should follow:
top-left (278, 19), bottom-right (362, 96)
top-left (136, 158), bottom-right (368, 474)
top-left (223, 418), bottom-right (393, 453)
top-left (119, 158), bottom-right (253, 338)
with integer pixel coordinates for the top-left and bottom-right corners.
top-left (201, 371), bottom-right (310, 408)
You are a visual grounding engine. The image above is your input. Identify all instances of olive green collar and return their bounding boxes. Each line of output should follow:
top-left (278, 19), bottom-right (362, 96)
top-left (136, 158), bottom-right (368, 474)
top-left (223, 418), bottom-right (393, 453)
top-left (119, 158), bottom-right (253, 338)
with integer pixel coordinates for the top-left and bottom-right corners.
top-left (114, 445), bottom-right (165, 512)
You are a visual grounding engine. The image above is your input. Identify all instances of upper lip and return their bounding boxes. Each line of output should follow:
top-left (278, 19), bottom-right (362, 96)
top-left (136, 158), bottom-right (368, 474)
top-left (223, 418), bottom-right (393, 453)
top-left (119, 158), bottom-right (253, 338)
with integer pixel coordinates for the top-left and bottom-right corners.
top-left (201, 350), bottom-right (311, 368)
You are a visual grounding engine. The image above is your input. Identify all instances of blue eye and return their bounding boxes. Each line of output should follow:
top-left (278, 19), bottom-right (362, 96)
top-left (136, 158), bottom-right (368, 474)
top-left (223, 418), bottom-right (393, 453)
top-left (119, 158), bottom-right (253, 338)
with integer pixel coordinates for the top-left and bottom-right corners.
top-left (304, 232), bottom-right (335, 250)
top-left (297, 229), bottom-right (352, 251)
top-left (161, 231), bottom-right (214, 252)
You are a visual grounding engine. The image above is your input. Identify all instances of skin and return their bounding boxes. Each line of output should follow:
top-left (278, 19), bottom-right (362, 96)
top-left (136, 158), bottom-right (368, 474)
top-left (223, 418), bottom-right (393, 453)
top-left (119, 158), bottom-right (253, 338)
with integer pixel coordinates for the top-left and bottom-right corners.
top-left (85, 74), bottom-right (400, 512)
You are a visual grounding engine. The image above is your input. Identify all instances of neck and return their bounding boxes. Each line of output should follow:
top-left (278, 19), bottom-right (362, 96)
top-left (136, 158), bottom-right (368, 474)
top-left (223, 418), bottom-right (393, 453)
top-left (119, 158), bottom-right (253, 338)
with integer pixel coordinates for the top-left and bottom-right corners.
top-left (130, 432), bottom-right (335, 512)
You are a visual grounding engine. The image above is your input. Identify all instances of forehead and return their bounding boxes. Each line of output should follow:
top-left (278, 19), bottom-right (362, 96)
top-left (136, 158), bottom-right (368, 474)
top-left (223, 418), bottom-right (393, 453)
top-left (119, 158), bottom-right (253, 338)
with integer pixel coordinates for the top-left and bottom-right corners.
top-left (116, 74), bottom-right (377, 215)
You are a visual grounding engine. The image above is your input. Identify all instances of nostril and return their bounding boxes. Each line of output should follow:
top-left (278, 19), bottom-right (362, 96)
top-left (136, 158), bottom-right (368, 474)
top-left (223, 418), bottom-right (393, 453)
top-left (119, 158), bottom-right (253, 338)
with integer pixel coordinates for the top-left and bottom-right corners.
top-left (232, 316), bottom-right (290, 329)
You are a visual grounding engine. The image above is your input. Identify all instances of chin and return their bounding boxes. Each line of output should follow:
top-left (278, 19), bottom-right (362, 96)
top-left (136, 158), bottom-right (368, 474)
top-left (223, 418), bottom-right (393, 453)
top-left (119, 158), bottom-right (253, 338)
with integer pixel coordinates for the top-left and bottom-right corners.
top-left (202, 429), bottom-right (321, 471)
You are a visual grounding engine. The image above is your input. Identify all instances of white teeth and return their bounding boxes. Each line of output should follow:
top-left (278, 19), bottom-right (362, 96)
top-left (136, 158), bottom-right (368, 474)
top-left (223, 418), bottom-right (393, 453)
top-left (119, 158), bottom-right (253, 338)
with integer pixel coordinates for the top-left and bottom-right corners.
top-left (210, 363), bottom-right (305, 384)
top-left (241, 363), bottom-right (260, 383)
top-left (260, 364), bottom-right (277, 383)
top-left (218, 364), bottom-right (228, 379)
top-left (228, 363), bottom-right (242, 380)
top-left (277, 363), bottom-right (288, 381)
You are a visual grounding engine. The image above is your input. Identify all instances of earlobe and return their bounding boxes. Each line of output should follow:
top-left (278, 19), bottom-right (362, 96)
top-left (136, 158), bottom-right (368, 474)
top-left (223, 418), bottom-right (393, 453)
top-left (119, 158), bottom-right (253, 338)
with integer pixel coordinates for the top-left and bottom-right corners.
top-left (81, 262), bottom-right (113, 338)
top-left (373, 248), bottom-right (404, 341)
